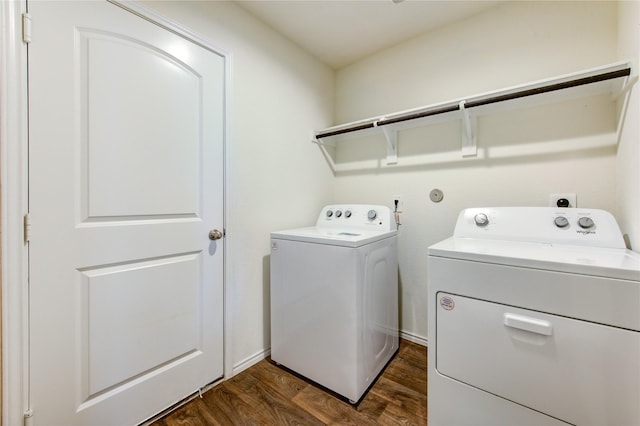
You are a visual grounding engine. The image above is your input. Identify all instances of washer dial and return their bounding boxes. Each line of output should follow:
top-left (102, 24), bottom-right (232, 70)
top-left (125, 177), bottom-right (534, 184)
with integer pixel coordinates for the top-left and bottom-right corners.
top-left (578, 217), bottom-right (595, 229)
top-left (474, 213), bottom-right (489, 227)
top-left (554, 216), bottom-right (569, 228)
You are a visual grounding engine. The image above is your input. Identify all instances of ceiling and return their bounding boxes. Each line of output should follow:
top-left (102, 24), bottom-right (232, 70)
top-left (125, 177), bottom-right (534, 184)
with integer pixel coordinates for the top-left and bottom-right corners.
top-left (234, 0), bottom-right (503, 69)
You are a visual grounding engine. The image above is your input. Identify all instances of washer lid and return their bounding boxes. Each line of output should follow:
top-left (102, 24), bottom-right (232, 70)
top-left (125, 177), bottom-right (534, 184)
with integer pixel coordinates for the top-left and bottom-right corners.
top-left (271, 226), bottom-right (397, 248)
top-left (429, 237), bottom-right (640, 281)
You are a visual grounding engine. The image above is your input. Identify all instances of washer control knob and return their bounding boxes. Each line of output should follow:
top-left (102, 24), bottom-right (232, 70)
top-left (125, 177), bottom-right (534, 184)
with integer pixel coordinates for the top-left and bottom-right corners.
top-left (578, 217), bottom-right (595, 229)
top-left (326, 210), bottom-right (333, 218)
top-left (474, 213), bottom-right (489, 227)
top-left (367, 210), bottom-right (377, 221)
top-left (345, 210), bottom-right (352, 218)
top-left (335, 210), bottom-right (342, 218)
top-left (554, 216), bottom-right (569, 228)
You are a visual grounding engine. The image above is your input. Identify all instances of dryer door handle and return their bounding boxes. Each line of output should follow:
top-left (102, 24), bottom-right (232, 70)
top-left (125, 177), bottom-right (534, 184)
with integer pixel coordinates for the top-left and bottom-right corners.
top-left (504, 313), bottom-right (553, 336)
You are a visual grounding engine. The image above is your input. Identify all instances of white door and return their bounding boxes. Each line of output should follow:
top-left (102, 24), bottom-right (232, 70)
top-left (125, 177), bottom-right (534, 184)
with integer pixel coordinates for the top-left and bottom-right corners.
top-left (27, 1), bottom-right (225, 424)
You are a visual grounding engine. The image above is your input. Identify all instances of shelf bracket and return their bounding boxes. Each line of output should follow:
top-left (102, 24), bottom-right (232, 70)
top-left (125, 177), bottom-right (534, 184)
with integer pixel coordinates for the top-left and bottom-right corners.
top-left (380, 122), bottom-right (398, 165)
top-left (459, 100), bottom-right (477, 157)
top-left (613, 74), bottom-right (638, 101)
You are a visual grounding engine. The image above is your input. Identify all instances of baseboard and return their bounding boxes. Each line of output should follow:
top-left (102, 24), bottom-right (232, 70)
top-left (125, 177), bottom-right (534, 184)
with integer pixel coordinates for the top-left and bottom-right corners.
top-left (400, 330), bottom-right (428, 347)
top-left (232, 347), bottom-right (271, 376)
top-left (232, 332), bottom-right (427, 378)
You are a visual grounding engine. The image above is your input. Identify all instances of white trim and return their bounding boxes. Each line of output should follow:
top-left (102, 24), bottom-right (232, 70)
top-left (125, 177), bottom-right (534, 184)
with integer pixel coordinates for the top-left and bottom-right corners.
top-left (222, 54), bottom-right (234, 381)
top-left (400, 330), bottom-right (428, 347)
top-left (1, 1), bottom-right (29, 425)
top-left (109, 1), bottom-right (230, 59)
top-left (232, 348), bottom-right (271, 377)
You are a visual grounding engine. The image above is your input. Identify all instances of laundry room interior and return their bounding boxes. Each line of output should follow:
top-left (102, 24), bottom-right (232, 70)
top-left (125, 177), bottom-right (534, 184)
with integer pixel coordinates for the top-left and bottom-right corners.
top-left (144, 0), bottom-right (639, 369)
top-left (2, 0), bottom-right (639, 424)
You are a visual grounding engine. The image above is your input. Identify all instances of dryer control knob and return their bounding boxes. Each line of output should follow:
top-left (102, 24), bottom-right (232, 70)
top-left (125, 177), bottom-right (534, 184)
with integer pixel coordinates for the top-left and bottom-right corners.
top-left (326, 210), bottom-right (333, 218)
top-left (474, 213), bottom-right (489, 227)
top-left (335, 210), bottom-right (342, 218)
top-left (345, 210), bottom-right (352, 218)
top-left (578, 217), bottom-right (595, 229)
top-left (554, 216), bottom-right (569, 228)
top-left (367, 210), bottom-right (377, 221)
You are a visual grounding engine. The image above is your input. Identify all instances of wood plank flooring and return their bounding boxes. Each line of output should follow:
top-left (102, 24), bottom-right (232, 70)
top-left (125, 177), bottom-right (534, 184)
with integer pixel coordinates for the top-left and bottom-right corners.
top-left (151, 340), bottom-right (427, 425)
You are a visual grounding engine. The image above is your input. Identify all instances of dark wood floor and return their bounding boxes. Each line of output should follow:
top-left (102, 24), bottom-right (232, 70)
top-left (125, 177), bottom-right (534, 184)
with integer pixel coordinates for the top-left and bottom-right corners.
top-left (152, 339), bottom-right (427, 425)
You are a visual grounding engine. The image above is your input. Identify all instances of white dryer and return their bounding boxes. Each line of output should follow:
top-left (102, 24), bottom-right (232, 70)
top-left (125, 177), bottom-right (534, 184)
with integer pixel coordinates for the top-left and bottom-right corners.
top-left (270, 204), bottom-right (398, 403)
top-left (428, 207), bottom-right (640, 425)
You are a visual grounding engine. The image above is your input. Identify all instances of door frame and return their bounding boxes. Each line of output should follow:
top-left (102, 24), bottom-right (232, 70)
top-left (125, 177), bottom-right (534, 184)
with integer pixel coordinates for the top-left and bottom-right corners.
top-left (0, 2), bottom-right (232, 424)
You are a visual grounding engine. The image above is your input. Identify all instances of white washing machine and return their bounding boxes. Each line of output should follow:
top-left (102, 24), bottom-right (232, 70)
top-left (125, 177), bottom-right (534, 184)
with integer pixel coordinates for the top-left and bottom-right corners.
top-left (270, 204), bottom-right (399, 403)
top-left (428, 207), bottom-right (640, 425)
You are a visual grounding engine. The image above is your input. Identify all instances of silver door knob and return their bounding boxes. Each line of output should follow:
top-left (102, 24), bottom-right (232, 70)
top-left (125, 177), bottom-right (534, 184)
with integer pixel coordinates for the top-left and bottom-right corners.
top-left (209, 229), bottom-right (223, 240)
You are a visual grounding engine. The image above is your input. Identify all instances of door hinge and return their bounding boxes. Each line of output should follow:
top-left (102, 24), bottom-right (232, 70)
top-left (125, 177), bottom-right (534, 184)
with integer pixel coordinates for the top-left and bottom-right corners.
top-left (22, 13), bottom-right (32, 44)
top-left (23, 409), bottom-right (34, 426)
top-left (23, 213), bottom-right (32, 243)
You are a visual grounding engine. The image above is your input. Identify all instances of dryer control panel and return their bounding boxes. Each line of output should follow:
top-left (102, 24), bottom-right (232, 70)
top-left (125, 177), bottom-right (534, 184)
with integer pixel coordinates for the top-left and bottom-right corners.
top-left (317, 204), bottom-right (394, 232)
top-left (454, 207), bottom-right (626, 249)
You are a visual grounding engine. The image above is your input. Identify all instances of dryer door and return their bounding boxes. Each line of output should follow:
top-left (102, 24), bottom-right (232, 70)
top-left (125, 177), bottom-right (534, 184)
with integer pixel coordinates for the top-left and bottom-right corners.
top-left (436, 292), bottom-right (640, 426)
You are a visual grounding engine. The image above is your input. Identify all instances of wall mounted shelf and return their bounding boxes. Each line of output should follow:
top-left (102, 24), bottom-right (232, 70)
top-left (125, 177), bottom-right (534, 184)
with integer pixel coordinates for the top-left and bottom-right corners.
top-left (313, 61), bottom-right (634, 165)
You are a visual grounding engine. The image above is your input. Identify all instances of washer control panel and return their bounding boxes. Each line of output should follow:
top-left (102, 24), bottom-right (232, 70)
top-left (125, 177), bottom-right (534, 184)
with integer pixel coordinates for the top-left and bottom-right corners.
top-left (317, 204), bottom-right (394, 232)
top-left (456, 207), bottom-right (626, 249)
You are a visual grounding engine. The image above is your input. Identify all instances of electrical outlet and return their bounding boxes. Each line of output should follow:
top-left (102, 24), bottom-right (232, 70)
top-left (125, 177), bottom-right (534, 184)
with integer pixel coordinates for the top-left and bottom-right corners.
top-left (392, 195), bottom-right (403, 212)
top-left (550, 193), bottom-right (577, 208)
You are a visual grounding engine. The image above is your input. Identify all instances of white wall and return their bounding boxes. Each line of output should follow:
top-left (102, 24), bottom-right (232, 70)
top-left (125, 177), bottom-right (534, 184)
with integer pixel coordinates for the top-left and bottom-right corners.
top-left (145, 1), bottom-right (335, 372)
top-left (617, 1), bottom-right (640, 251)
top-left (142, 0), bottom-right (637, 364)
top-left (332, 1), bottom-right (621, 342)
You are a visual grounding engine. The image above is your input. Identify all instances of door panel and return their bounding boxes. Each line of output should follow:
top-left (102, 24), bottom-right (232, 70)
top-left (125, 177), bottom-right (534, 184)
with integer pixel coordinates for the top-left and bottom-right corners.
top-left (80, 29), bottom-right (202, 218)
top-left (28, 2), bottom-right (225, 424)
top-left (84, 253), bottom-right (200, 395)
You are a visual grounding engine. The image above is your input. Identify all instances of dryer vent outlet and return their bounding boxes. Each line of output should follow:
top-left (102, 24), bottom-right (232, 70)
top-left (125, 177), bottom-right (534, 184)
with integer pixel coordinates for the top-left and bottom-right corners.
top-left (550, 193), bottom-right (577, 208)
